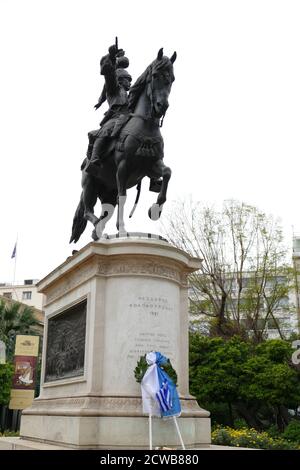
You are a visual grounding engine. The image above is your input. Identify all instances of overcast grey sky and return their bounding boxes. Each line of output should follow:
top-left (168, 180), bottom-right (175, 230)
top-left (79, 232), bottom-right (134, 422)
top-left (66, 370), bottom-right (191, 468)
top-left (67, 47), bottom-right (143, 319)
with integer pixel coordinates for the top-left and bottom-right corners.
top-left (0, 0), bottom-right (300, 283)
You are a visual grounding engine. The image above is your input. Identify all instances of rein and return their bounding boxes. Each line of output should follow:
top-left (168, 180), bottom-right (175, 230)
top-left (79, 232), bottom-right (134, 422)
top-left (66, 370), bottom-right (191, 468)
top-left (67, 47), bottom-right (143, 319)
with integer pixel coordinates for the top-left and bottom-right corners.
top-left (130, 109), bottom-right (166, 128)
top-left (130, 113), bottom-right (161, 126)
top-left (130, 73), bottom-right (167, 128)
top-left (149, 74), bottom-right (166, 128)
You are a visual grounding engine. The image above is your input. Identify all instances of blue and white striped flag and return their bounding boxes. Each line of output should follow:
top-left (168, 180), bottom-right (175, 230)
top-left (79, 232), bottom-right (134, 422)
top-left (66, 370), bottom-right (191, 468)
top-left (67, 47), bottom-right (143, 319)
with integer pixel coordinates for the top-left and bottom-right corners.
top-left (141, 351), bottom-right (181, 419)
top-left (156, 380), bottom-right (173, 412)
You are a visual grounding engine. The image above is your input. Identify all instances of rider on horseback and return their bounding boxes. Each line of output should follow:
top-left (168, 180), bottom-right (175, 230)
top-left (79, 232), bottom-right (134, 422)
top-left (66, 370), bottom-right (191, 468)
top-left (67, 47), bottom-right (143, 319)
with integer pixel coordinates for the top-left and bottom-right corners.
top-left (70, 46), bottom-right (176, 244)
top-left (85, 41), bottom-right (132, 177)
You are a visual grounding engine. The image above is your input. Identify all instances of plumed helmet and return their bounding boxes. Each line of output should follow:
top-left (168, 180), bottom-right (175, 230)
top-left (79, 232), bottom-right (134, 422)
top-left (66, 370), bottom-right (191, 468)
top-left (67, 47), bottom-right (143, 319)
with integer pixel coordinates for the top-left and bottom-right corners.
top-left (116, 68), bottom-right (132, 81)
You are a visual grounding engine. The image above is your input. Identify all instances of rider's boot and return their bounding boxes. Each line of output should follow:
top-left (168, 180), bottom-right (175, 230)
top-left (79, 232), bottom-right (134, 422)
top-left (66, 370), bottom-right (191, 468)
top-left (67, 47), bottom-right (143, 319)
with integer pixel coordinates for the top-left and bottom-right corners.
top-left (86, 142), bottom-right (94, 159)
top-left (86, 130), bottom-right (99, 159)
top-left (85, 136), bottom-right (106, 177)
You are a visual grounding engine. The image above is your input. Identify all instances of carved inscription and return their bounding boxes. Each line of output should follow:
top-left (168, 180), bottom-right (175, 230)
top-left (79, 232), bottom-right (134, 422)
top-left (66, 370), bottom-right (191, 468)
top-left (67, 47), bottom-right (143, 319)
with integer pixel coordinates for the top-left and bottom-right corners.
top-left (45, 300), bottom-right (86, 382)
top-left (127, 296), bottom-right (175, 361)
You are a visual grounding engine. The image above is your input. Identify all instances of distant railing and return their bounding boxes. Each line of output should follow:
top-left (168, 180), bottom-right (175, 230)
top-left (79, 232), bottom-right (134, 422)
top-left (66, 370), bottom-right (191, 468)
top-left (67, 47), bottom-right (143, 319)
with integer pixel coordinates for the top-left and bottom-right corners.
top-left (0, 405), bottom-right (21, 433)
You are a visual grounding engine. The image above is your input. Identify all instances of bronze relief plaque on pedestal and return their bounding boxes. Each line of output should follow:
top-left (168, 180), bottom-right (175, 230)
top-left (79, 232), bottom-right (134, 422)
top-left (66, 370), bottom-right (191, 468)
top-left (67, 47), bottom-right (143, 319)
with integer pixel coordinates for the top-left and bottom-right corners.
top-left (45, 300), bottom-right (87, 382)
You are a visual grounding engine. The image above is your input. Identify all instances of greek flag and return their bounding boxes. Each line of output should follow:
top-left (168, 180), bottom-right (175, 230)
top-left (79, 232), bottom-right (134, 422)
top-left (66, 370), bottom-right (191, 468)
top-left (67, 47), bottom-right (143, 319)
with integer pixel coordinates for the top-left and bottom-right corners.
top-left (141, 351), bottom-right (181, 419)
top-left (156, 381), bottom-right (172, 412)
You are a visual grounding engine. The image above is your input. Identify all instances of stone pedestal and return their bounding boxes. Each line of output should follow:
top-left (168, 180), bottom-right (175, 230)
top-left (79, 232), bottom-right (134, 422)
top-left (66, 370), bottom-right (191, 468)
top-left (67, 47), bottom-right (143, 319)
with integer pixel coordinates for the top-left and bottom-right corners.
top-left (20, 235), bottom-right (210, 449)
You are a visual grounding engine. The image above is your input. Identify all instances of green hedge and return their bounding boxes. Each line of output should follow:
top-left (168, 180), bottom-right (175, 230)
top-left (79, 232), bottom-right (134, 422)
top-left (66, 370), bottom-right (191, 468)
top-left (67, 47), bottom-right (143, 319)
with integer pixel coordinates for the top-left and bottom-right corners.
top-left (212, 426), bottom-right (300, 450)
top-left (282, 420), bottom-right (300, 443)
top-left (0, 431), bottom-right (19, 437)
top-left (0, 364), bottom-right (14, 405)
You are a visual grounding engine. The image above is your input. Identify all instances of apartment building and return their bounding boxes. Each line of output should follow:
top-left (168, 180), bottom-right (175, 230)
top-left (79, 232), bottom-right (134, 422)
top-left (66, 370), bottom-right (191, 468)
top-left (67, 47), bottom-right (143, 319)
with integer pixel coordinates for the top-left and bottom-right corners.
top-left (189, 271), bottom-right (299, 339)
top-left (0, 279), bottom-right (44, 310)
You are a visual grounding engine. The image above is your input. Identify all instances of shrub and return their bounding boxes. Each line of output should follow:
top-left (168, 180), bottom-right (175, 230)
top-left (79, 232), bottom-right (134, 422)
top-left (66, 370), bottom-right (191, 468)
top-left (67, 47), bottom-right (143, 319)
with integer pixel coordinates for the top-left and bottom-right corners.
top-left (266, 424), bottom-right (281, 439)
top-left (212, 426), bottom-right (299, 450)
top-left (282, 420), bottom-right (300, 443)
top-left (0, 430), bottom-right (19, 437)
top-left (234, 418), bottom-right (248, 429)
top-left (0, 364), bottom-right (14, 405)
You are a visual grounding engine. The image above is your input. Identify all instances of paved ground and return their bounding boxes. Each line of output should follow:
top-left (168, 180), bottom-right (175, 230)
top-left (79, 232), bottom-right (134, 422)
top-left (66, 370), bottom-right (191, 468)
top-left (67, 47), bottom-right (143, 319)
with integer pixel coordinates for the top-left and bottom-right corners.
top-left (0, 437), bottom-right (251, 450)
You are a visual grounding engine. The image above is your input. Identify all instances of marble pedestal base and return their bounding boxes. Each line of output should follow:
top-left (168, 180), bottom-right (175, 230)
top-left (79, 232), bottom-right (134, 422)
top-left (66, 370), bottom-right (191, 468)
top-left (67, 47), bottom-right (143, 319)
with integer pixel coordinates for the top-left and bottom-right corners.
top-left (20, 235), bottom-right (211, 449)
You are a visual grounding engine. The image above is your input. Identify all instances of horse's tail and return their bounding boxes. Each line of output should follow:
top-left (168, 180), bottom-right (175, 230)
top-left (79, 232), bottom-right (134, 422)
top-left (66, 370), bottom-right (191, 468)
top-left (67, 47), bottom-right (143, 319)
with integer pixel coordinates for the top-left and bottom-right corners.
top-left (129, 181), bottom-right (142, 218)
top-left (69, 194), bottom-right (87, 244)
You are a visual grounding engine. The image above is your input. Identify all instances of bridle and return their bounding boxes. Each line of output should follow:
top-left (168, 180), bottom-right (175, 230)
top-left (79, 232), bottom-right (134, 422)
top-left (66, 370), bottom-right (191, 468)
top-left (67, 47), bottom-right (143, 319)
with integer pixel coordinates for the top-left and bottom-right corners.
top-left (146, 68), bottom-right (168, 127)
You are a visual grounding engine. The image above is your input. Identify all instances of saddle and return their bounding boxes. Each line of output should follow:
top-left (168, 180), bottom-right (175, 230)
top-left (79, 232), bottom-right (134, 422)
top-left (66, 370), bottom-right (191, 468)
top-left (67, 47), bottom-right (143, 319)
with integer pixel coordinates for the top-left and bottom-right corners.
top-left (111, 114), bottom-right (131, 138)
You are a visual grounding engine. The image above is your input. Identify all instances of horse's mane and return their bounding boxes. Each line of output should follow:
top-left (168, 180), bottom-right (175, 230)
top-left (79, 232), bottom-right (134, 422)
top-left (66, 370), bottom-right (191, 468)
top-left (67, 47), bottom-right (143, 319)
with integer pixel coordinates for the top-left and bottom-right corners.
top-left (128, 56), bottom-right (175, 112)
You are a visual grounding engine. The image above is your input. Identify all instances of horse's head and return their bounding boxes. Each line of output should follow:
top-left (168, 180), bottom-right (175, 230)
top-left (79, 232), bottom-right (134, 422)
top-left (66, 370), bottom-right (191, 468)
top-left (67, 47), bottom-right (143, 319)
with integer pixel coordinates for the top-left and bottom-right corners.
top-left (128, 48), bottom-right (176, 120)
top-left (148, 48), bottom-right (176, 118)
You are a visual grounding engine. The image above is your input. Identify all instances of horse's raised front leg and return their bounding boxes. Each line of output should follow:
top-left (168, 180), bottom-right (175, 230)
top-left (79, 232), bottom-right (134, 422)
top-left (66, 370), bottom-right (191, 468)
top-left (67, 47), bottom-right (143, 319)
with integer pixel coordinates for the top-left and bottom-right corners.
top-left (148, 161), bottom-right (172, 220)
top-left (116, 159), bottom-right (128, 234)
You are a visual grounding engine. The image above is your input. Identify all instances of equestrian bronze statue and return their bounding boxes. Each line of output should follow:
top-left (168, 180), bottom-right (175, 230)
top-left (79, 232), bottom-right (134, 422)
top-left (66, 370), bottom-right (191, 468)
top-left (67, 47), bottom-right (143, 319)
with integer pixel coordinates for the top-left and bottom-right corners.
top-left (70, 40), bottom-right (176, 243)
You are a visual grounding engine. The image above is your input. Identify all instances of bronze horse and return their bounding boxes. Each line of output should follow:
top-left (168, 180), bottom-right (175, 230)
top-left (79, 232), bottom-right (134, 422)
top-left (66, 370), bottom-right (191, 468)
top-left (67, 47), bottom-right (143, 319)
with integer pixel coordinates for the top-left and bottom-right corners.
top-left (70, 49), bottom-right (176, 243)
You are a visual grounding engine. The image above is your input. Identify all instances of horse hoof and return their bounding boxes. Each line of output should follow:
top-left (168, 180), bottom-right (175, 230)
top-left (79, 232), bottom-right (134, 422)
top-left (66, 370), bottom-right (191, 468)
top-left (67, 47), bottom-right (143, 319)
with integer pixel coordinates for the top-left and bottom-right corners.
top-left (118, 229), bottom-right (127, 237)
top-left (92, 229), bottom-right (99, 241)
top-left (95, 223), bottom-right (105, 239)
top-left (148, 204), bottom-right (162, 220)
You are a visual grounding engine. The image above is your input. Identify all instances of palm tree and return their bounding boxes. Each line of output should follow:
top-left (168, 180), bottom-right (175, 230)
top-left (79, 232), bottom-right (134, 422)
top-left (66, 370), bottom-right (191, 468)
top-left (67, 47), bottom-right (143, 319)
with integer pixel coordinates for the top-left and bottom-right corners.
top-left (0, 298), bottom-right (41, 361)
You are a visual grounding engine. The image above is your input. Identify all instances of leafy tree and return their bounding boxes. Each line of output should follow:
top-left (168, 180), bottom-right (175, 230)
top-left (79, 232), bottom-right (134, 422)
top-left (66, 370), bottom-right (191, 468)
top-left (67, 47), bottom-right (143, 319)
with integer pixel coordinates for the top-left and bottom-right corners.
top-left (189, 334), bottom-right (300, 430)
top-left (0, 363), bottom-right (14, 405)
top-left (0, 298), bottom-right (40, 362)
top-left (190, 335), bottom-right (251, 426)
top-left (164, 199), bottom-right (295, 341)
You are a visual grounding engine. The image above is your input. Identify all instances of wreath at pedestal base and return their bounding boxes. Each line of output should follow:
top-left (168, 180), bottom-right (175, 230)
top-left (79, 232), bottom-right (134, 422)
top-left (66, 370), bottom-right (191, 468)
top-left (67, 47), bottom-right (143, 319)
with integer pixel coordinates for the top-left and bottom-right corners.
top-left (134, 354), bottom-right (178, 385)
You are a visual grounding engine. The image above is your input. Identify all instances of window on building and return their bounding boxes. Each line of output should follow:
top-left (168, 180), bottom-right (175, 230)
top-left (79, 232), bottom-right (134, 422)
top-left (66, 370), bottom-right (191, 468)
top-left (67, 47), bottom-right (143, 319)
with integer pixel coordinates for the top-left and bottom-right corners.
top-left (22, 291), bottom-right (32, 300)
top-left (241, 318), bottom-right (265, 330)
top-left (293, 238), bottom-right (300, 252)
top-left (241, 278), bottom-right (252, 288)
top-left (256, 318), bottom-right (265, 330)
top-left (267, 318), bottom-right (278, 329)
top-left (240, 318), bottom-right (252, 329)
top-left (266, 279), bottom-right (275, 289)
top-left (277, 297), bottom-right (289, 309)
top-left (268, 317), bottom-right (289, 330)
top-left (3, 292), bottom-right (12, 299)
top-left (224, 279), bottom-right (235, 291)
top-left (24, 279), bottom-right (33, 285)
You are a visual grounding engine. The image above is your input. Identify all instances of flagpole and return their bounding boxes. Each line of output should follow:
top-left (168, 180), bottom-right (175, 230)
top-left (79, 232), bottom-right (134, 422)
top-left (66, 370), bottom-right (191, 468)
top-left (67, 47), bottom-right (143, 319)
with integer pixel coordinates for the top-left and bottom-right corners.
top-left (149, 413), bottom-right (153, 450)
top-left (11, 235), bottom-right (19, 301)
top-left (173, 416), bottom-right (185, 449)
top-left (13, 234), bottom-right (18, 284)
top-left (13, 252), bottom-right (17, 285)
